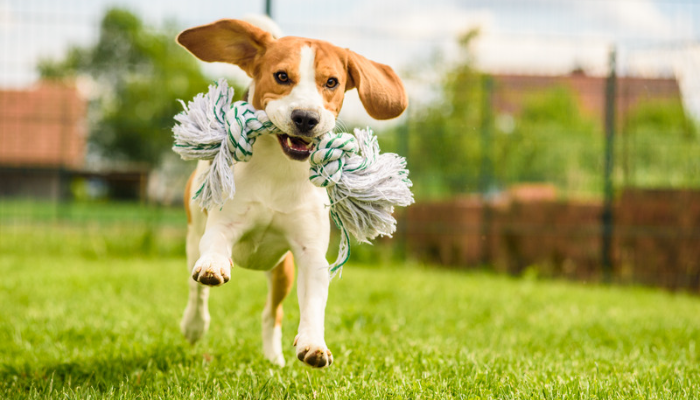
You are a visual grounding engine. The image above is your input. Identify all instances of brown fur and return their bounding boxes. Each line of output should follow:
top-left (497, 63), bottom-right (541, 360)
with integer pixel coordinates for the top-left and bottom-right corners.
top-left (176, 19), bottom-right (273, 73)
top-left (177, 19), bottom-right (408, 121)
top-left (345, 50), bottom-right (409, 119)
top-left (184, 170), bottom-right (196, 224)
top-left (268, 252), bottom-right (295, 326)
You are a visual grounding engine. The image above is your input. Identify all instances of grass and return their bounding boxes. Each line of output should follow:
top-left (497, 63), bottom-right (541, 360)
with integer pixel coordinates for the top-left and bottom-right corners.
top-left (0, 199), bottom-right (185, 226)
top-left (1, 202), bottom-right (700, 398)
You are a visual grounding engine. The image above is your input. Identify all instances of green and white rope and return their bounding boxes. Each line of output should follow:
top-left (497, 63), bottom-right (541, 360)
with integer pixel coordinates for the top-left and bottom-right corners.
top-left (173, 79), bottom-right (413, 277)
top-left (173, 81), bottom-right (281, 208)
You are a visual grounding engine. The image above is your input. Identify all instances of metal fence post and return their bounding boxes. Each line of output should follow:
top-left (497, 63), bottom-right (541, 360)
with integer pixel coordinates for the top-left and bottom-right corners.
top-left (601, 48), bottom-right (617, 282)
top-left (265, 0), bottom-right (273, 18)
top-left (480, 75), bottom-right (494, 266)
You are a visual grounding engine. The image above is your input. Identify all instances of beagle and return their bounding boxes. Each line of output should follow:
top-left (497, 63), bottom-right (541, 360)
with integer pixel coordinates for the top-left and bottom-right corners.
top-left (177, 17), bottom-right (407, 368)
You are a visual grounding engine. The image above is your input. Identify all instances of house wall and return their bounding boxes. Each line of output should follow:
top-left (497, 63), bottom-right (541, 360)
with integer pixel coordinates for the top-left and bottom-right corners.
top-left (0, 82), bottom-right (86, 169)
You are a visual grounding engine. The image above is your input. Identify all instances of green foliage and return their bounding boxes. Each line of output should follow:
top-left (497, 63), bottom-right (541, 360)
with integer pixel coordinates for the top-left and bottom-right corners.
top-left (38, 8), bottom-right (234, 167)
top-left (387, 29), bottom-right (603, 200)
top-left (386, 29), bottom-right (699, 200)
top-left (496, 86), bottom-right (603, 196)
top-left (389, 29), bottom-right (484, 200)
top-left (621, 98), bottom-right (700, 188)
top-left (0, 199), bottom-right (187, 258)
top-left (625, 97), bottom-right (696, 137)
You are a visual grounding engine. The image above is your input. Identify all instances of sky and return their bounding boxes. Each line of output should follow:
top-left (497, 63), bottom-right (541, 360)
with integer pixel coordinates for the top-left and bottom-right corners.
top-left (1, 0), bottom-right (700, 121)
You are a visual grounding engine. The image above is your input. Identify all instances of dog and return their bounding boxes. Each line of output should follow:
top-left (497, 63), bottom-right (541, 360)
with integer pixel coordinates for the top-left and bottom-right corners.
top-left (176, 17), bottom-right (407, 368)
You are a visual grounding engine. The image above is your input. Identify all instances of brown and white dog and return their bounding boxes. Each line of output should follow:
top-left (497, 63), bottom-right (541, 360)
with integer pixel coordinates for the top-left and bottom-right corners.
top-left (177, 17), bottom-right (407, 368)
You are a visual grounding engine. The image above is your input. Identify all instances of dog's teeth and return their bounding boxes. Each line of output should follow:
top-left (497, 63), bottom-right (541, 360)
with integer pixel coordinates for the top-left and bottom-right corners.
top-left (287, 137), bottom-right (293, 148)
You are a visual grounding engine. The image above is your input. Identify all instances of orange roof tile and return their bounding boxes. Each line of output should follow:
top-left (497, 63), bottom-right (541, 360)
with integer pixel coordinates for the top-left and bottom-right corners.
top-left (0, 82), bottom-right (87, 168)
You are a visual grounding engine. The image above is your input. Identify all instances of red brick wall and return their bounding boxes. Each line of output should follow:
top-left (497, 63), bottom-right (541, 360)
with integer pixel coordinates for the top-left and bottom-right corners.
top-left (0, 82), bottom-right (87, 168)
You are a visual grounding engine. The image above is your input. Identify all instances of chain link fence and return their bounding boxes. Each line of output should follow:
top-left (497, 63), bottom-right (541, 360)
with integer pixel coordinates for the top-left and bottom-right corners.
top-left (1, 0), bottom-right (699, 290)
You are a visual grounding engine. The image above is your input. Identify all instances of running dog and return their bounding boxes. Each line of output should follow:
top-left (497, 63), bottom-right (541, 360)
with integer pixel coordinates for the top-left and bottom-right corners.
top-left (177, 17), bottom-right (407, 368)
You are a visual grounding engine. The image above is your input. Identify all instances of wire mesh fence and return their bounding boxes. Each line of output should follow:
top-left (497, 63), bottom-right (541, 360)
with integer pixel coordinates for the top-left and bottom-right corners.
top-left (1, 0), bottom-right (699, 291)
top-left (397, 45), bottom-right (700, 291)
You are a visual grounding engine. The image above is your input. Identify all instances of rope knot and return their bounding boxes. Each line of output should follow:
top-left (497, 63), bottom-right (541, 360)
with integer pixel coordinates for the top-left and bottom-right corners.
top-left (225, 102), bottom-right (280, 162)
top-left (309, 133), bottom-right (359, 188)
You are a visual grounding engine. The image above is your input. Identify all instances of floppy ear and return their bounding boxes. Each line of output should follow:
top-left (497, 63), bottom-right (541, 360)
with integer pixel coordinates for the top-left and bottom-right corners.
top-left (345, 50), bottom-right (408, 120)
top-left (176, 19), bottom-right (273, 76)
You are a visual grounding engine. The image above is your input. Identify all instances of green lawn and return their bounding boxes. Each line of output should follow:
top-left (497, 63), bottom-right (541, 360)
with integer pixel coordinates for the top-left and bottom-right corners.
top-left (1, 213), bottom-right (699, 398)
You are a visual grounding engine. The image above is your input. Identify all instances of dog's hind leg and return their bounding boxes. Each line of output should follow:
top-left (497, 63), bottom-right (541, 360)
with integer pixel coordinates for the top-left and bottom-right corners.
top-left (180, 166), bottom-right (211, 344)
top-left (262, 252), bottom-right (295, 366)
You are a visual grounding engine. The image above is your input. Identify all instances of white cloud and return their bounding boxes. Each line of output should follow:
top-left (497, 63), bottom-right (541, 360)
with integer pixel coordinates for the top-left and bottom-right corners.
top-left (2, 0), bottom-right (697, 115)
top-left (374, 6), bottom-right (494, 40)
top-left (572, 0), bottom-right (677, 39)
top-left (474, 33), bottom-right (611, 76)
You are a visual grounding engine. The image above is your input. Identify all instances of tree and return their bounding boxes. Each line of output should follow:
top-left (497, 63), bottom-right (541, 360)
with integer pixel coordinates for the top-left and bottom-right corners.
top-left (494, 86), bottom-right (601, 196)
top-left (622, 98), bottom-right (699, 187)
top-left (383, 29), bottom-right (604, 200)
top-left (382, 29), bottom-right (484, 200)
top-left (39, 8), bottom-right (230, 167)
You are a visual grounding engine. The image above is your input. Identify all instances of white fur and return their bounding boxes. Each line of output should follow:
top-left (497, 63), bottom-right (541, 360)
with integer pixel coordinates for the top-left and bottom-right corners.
top-left (181, 45), bottom-right (334, 367)
top-left (262, 274), bottom-right (285, 366)
top-left (266, 46), bottom-right (336, 138)
top-left (180, 161), bottom-right (212, 344)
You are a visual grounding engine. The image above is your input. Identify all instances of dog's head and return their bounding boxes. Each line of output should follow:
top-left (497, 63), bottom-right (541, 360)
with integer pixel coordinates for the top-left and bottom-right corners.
top-left (177, 19), bottom-right (408, 161)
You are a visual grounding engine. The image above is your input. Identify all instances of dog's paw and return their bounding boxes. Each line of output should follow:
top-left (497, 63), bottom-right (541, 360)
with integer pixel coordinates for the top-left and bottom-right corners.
top-left (192, 254), bottom-right (232, 286)
top-left (294, 334), bottom-right (333, 368)
top-left (180, 306), bottom-right (210, 344)
top-left (265, 349), bottom-right (286, 367)
top-left (263, 321), bottom-right (286, 367)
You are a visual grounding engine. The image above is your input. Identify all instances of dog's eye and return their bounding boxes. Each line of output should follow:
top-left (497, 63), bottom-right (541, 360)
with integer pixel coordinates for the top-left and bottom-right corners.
top-left (325, 77), bottom-right (338, 89)
top-left (274, 71), bottom-right (289, 84)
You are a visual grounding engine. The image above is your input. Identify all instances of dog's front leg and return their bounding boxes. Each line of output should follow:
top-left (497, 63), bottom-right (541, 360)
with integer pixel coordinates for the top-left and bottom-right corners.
top-left (181, 214), bottom-right (210, 343)
top-left (292, 247), bottom-right (333, 368)
top-left (192, 215), bottom-right (240, 286)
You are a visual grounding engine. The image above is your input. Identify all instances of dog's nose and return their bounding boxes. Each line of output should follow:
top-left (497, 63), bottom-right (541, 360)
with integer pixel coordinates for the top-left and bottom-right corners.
top-left (291, 110), bottom-right (319, 134)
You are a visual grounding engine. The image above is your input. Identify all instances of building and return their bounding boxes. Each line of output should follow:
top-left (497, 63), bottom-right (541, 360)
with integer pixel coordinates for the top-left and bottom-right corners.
top-left (0, 82), bottom-right (86, 198)
top-left (492, 71), bottom-right (682, 123)
top-left (0, 82), bottom-right (148, 200)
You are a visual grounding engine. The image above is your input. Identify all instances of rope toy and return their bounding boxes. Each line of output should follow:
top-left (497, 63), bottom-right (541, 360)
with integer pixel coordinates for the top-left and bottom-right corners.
top-left (173, 79), bottom-right (413, 277)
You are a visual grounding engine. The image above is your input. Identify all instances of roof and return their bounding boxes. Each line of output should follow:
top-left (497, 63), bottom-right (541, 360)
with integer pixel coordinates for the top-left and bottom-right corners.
top-left (492, 73), bottom-right (682, 122)
top-left (0, 82), bottom-right (86, 168)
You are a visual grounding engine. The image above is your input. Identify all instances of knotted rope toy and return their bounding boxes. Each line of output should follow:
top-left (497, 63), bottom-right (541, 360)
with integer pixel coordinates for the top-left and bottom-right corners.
top-left (173, 79), bottom-right (413, 277)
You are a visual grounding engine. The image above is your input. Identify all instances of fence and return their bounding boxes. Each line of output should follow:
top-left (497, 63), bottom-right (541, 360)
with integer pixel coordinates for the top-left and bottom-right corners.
top-left (405, 187), bottom-right (700, 291)
top-left (383, 43), bottom-right (700, 291)
top-left (1, 1), bottom-right (699, 292)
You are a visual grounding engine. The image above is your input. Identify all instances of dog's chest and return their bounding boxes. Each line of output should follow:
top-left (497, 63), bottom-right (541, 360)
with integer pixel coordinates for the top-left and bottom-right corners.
top-left (233, 135), bottom-right (321, 211)
top-left (223, 135), bottom-right (328, 269)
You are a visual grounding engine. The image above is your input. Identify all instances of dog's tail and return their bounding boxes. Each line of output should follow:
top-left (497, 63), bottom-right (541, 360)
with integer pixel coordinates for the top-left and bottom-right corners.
top-left (241, 14), bottom-right (283, 39)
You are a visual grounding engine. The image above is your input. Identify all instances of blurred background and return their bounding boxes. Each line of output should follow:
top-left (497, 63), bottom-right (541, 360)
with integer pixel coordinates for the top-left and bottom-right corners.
top-left (1, 0), bottom-right (699, 291)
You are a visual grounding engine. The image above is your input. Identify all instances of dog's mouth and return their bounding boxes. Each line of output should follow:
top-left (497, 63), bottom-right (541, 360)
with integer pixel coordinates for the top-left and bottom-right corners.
top-left (276, 134), bottom-right (315, 161)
